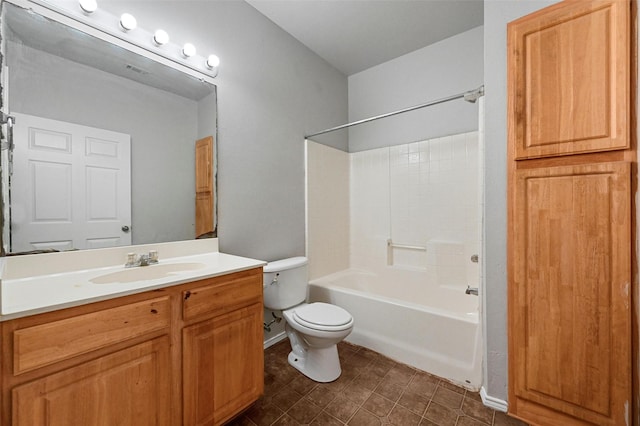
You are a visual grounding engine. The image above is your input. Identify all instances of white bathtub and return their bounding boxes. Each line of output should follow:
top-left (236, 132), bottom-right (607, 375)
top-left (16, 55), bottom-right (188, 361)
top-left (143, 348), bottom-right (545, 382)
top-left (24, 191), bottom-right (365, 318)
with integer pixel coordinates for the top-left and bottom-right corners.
top-left (308, 268), bottom-right (482, 389)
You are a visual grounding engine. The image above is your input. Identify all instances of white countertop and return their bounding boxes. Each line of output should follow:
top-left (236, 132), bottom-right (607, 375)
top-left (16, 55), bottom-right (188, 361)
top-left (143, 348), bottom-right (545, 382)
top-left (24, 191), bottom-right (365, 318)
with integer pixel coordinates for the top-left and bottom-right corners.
top-left (0, 240), bottom-right (266, 321)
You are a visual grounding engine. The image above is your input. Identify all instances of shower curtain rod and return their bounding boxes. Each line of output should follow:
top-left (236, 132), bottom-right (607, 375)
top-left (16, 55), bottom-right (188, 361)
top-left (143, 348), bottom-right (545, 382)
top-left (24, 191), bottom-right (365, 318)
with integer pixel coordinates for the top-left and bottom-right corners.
top-left (305, 85), bottom-right (484, 139)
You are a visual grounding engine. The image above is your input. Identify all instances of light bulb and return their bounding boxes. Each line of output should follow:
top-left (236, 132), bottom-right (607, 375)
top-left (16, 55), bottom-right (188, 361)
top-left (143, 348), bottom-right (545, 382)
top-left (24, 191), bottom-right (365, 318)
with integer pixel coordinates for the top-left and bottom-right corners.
top-left (119, 13), bottom-right (137, 31)
top-left (182, 43), bottom-right (196, 58)
top-left (79, 0), bottom-right (97, 14)
top-left (206, 54), bottom-right (220, 69)
top-left (153, 29), bottom-right (169, 46)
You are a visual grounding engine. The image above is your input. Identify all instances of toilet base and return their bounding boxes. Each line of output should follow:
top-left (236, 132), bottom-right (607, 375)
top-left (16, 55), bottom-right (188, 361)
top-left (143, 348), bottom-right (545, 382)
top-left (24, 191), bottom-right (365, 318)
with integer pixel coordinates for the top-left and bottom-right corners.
top-left (287, 345), bottom-right (342, 383)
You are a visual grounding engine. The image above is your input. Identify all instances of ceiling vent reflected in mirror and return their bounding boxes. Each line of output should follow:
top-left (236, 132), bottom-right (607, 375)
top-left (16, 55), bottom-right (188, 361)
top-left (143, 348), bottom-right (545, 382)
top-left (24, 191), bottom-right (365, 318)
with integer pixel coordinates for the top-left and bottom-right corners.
top-left (125, 64), bottom-right (149, 75)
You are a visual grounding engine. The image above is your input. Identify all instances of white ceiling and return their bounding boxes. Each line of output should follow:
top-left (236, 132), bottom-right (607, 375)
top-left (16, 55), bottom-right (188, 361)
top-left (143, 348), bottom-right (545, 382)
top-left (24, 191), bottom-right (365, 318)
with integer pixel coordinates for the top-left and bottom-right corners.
top-left (246, 0), bottom-right (484, 76)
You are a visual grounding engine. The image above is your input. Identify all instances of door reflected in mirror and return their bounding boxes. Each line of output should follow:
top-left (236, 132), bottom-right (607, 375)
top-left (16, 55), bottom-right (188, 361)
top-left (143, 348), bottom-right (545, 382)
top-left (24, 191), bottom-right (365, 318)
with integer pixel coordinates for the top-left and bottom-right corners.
top-left (1, 2), bottom-right (217, 254)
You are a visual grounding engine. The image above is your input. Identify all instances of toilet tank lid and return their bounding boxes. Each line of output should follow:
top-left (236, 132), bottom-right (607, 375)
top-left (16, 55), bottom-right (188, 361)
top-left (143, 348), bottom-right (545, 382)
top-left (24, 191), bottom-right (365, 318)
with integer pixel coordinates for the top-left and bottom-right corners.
top-left (263, 256), bottom-right (308, 273)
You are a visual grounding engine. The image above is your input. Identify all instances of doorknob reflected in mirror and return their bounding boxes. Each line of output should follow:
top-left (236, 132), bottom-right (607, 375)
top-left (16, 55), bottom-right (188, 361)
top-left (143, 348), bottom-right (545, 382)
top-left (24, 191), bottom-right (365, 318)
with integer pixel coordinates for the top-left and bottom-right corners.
top-left (122, 226), bottom-right (130, 233)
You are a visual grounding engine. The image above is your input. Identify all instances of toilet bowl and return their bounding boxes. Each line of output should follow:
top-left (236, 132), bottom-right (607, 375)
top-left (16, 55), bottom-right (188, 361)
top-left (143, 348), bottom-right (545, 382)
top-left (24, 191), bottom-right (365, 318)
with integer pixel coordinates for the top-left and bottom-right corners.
top-left (263, 257), bottom-right (354, 382)
top-left (282, 302), bottom-right (353, 382)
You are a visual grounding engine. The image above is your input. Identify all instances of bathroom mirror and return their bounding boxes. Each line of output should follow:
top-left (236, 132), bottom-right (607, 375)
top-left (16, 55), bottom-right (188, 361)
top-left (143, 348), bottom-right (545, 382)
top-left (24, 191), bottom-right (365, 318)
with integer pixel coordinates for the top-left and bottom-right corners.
top-left (0, 2), bottom-right (217, 254)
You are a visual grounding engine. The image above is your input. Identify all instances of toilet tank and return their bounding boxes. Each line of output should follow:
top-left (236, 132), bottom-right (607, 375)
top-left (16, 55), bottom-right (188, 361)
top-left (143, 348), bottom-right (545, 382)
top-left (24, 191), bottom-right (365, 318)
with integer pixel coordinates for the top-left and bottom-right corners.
top-left (263, 257), bottom-right (309, 310)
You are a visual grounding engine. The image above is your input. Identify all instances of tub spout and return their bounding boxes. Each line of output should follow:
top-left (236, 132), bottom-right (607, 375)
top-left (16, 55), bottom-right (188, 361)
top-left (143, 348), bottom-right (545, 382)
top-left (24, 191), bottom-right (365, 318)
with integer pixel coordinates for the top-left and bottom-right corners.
top-left (465, 286), bottom-right (479, 296)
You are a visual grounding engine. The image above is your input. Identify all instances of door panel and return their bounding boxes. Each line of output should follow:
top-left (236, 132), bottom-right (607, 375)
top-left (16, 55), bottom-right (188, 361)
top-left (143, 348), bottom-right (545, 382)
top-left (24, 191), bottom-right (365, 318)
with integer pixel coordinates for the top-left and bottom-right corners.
top-left (512, 161), bottom-right (631, 425)
top-left (195, 136), bottom-right (214, 238)
top-left (12, 337), bottom-right (171, 426)
top-left (183, 303), bottom-right (263, 426)
top-left (508, 0), bottom-right (630, 159)
top-left (195, 137), bottom-right (212, 193)
top-left (195, 192), bottom-right (213, 238)
top-left (11, 113), bottom-right (131, 252)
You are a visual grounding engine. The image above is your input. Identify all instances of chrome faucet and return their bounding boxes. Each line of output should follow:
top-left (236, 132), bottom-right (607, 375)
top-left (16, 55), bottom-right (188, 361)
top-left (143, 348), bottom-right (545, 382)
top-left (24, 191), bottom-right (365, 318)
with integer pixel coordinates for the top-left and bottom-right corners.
top-left (125, 250), bottom-right (159, 268)
top-left (465, 285), bottom-right (479, 296)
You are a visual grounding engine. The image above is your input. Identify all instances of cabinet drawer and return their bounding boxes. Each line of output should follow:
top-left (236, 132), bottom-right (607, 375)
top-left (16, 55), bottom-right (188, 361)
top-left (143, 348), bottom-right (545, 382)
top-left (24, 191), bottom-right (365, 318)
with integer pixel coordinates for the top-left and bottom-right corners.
top-left (13, 296), bottom-right (170, 375)
top-left (182, 268), bottom-right (262, 321)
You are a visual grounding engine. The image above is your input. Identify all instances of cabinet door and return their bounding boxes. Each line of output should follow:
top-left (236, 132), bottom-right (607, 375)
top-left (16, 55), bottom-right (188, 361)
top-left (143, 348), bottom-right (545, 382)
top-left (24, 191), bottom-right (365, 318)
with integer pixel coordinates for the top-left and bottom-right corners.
top-left (183, 303), bottom-right (264, 426)
top-left (510, 162), bottom-right (631, 425)
top-left (195, 192), bottom-right (213, 237)
top-left (195, 136), bottom-right (214, 237)
top-left (508, 0), bottom-right (630, 159)
top-left (195, 136), bottom-right (213, 193)
top-left (12, 337), bottom-right (172, 426)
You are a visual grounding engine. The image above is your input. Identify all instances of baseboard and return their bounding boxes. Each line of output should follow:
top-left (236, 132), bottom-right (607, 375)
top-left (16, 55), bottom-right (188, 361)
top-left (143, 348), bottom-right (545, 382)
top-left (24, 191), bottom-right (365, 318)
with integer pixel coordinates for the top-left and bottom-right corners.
top-left (263, 331), bottom-right (287, 349)
top-left (480, 387), bottom-right (508, 412)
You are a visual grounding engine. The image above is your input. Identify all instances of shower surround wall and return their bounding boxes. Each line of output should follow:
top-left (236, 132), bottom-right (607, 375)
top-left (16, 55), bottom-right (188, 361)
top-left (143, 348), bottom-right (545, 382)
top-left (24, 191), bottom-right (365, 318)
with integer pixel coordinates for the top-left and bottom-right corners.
top-left (306, 142), bottom-right (350, 280)
top-left (307, 131), bottom-right (480, 283)
top-left (351, 132), bottom-right (479, 283)
top-left (306, 131), bottom-right (482, 385)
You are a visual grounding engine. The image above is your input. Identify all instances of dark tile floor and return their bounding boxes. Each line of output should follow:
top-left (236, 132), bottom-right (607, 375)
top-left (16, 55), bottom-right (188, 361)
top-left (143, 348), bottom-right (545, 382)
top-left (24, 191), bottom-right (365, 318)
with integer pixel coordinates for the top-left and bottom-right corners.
top-left (227, 340), bottom-right (528, 426)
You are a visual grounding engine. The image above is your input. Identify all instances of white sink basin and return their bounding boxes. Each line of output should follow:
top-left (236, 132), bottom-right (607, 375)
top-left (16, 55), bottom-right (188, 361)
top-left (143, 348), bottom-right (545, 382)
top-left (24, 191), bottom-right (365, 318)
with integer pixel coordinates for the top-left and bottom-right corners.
top-left (90, 262), bottom-right (206, 284)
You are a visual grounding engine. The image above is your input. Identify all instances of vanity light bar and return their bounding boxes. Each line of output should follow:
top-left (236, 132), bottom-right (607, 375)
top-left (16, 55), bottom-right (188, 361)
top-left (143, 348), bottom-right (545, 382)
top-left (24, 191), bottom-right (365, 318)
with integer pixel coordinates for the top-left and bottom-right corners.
top-left (67, 0), bottom-right (221, 76)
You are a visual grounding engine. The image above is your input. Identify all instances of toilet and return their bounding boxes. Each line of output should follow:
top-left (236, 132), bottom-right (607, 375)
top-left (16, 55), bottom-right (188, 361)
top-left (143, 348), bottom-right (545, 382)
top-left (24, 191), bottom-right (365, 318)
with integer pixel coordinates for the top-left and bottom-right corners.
top-left (263, 257), bottom-right (353, 382)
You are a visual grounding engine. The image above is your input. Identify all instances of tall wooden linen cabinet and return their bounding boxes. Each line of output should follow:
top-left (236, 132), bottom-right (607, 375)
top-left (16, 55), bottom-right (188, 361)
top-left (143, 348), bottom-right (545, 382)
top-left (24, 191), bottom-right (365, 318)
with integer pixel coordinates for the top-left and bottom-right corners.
top-left (507, 1), bottom-right (634, 425)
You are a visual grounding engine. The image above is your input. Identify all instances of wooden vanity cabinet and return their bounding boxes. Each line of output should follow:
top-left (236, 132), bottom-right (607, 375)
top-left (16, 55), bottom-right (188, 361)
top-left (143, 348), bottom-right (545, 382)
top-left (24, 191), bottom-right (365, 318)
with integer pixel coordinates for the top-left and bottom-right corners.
top-left (0, 267), bottom-right (264, 426)
top-left (182, 269), bottom-right (264, 426)
top-left (183, 304), bottom-right (263, 426)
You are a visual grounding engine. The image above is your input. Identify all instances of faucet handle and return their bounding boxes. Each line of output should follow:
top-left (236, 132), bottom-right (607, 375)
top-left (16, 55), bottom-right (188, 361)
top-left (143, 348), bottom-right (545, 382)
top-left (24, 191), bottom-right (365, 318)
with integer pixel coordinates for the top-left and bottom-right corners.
top-left (125, 252), bottom-right (139, 268)
top-left (148, 250), bottom-right (159, 263)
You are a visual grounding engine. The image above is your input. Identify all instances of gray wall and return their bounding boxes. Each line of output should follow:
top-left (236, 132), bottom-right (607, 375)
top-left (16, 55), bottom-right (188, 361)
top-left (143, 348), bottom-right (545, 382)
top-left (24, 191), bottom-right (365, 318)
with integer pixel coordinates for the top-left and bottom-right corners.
top-left (483, 0), bottom-right (560, 401)
top-left (348, 26), bottom-right (483, 152)
top-left (8, 41), bottom-right (204, 246)
top-left (98, 0), bottom-right (349, 262)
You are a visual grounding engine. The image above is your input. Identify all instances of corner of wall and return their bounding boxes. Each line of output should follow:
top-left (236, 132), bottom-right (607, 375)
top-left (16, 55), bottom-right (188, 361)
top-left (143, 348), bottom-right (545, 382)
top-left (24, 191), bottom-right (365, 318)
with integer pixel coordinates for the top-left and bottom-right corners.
top-left (480, 387), bottom-right (508, 412)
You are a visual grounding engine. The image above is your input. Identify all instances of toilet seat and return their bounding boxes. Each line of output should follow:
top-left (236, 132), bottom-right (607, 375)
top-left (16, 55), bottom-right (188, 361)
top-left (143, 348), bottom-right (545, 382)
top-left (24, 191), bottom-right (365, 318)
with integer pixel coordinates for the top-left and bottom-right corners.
top-left (292, 302), bottom-right (353, 332)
